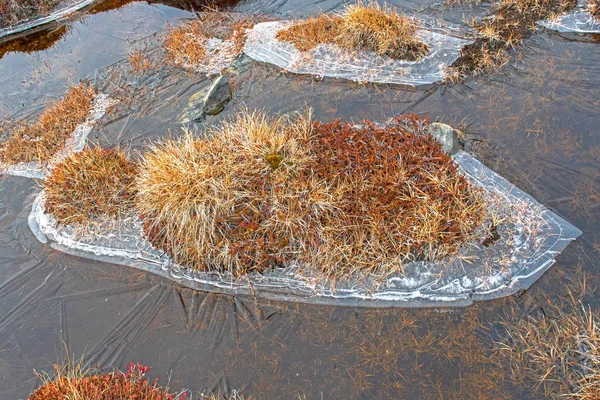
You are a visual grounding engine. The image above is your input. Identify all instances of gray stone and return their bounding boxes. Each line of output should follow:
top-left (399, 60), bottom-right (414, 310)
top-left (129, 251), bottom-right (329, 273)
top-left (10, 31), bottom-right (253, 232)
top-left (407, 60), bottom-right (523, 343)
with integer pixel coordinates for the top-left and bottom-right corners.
top-left (175, 75), bottom-right (232, 124)
top-left (427, 122), bottom-right (462, 155)
top-left (203, 75), bottom-right (232, 116)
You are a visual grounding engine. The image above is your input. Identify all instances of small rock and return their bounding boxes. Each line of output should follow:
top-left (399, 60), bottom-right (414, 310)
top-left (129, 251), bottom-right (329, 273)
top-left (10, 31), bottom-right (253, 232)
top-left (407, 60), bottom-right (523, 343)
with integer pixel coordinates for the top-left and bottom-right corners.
top-left (175, 75), bottom-right (232, 124)
top-left (427, 122), bottom-right (462, 155)
top-left (203, 75), bottom-right (232, 116)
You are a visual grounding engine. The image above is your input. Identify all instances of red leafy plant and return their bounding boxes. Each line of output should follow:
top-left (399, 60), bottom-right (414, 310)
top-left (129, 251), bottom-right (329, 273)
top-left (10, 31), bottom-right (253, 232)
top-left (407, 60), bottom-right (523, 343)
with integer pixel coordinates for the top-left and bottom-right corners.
top-left (29, 362), bottom-right (186, 400)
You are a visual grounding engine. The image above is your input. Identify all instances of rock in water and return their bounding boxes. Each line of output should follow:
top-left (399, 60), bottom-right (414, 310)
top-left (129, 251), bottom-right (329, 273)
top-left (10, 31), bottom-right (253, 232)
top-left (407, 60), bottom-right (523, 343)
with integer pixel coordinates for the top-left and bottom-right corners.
top-left (427, 122), bottom-right (462, 155)
top-left (176, 75), bottom-right (232, 124)
top-left (203, 75), bottom-right (232, 116)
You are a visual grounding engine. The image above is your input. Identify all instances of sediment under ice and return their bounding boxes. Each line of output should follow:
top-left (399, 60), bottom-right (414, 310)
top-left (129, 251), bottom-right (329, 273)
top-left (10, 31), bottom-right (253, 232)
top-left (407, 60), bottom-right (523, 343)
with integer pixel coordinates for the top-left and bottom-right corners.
top-left (28, 151), bottom-right (581, 307)
top-left (243, 19), bottom-right (473, 86)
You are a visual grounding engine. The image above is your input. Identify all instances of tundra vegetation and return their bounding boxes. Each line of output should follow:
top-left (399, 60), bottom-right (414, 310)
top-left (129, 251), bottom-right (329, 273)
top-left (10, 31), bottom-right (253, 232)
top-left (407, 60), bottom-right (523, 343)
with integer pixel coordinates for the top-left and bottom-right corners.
top-left (28, 361), bottom-right (184, 400)
top-left (44, 147), bottom-right (137, 225)
top-left (276, 2), bottom-right (429, 61)
top-left (0, 83), bottom-right (96, 166)
top-left (135, 109), bottom-right (485, 277)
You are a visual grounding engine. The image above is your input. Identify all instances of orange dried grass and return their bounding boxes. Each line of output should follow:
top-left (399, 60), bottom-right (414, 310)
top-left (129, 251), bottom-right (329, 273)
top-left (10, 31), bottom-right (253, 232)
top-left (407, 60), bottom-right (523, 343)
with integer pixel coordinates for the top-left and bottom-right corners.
top-left (163, 11), bottom-right (259, 68)
top-left (44, 147), bottom-right (137, 226)
top-left (276, 2), bottom-right (429, 61)
top-left (0, 83), bottom-right (96, 165)
top-left (136, 109), bottom-right (485, 277)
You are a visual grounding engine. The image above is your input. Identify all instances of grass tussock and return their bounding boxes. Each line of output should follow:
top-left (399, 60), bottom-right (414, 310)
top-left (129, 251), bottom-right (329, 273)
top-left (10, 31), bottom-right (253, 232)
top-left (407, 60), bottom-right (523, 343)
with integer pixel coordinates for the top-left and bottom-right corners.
top-left (276, 2), bottom-right (429, 61)
top-left (163, 11), bottom-right (258, 69)
top-left (136, 109), bottom-right (484, 277)
top-left (447, 0), bottom-right (577, 81)
top-left (0, 0), bottom-right (61, 28)
top-left (29, 361), bottom-right (184, 400)
top-left (44, 147), bottom-right (137, 226)
top-left (499, 293), bottom-right (600, 399)
top-left (0, 83), bottom-right (96, 166)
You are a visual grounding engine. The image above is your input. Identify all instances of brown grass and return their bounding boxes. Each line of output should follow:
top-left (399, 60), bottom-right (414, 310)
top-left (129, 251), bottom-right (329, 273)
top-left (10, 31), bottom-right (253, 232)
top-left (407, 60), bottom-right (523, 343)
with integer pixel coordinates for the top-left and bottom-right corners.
top-left (0, 0), bottom-right (62, 28)
top-left (44, 147), bottom-right (137, 226)
top-left (29, 361), bottom-right (183, 400)
top-left (128, 50), bottom-right (154, 74)
top-left (447, 0), bottom-right (577, 81)
top-left (163, 11), bottom-right (259, 69)
top-left (498, 292), bottom-right (600, 399)
top-left (276, 2), bottom-right (429, 61)
top-left (0, 83), bottom-right (96, 165)
top-left (136, 109), bottom-right (484, 277)
top-left (589, 0), bottom-right (600, 19)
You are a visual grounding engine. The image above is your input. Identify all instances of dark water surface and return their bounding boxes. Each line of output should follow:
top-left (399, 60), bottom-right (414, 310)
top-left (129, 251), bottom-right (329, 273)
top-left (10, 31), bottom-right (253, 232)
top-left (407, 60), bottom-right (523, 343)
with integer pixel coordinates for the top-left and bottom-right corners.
top-left (0, 1), bottom-right (599, 399)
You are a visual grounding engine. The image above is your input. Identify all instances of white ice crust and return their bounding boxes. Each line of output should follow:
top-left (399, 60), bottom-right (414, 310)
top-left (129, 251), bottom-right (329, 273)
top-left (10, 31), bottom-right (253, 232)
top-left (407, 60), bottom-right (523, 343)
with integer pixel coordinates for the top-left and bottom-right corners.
top-left (243, 19), bottom-right (473, 86)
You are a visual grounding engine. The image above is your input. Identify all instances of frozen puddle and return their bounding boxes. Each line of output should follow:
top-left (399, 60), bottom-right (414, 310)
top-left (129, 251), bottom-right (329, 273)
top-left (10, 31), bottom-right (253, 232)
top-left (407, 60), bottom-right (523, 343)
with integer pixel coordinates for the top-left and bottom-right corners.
top-left (243, 19), bottom-right (473, 86)
top-left (28, 151), bottom-right (582, 307)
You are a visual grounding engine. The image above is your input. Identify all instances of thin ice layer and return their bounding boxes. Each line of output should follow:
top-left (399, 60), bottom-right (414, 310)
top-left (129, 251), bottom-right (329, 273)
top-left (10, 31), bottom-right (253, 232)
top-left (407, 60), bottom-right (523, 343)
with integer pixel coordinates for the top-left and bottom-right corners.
top-left (1, 94), bottom-right (112, 179)
top-left (28, 151), bottom-right (582, 307)
top-left (537, 0), bottom-right (600, 33)
top-left (243, 19), bottom-right (473, 86)
top-left (0, 0), bottom-right (97, 39)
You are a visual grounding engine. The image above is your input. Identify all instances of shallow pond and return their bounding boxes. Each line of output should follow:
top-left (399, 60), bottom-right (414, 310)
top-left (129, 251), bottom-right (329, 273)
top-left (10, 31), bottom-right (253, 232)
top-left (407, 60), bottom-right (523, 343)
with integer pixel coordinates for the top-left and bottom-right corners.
top-left (0, 0), bottom-right (599, 398)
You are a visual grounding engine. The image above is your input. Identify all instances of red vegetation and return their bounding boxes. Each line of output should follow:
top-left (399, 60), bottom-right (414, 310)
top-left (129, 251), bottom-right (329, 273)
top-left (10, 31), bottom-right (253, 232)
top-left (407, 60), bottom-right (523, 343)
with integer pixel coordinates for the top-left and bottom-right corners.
top-left (29, 363), bottom-right (185, 400)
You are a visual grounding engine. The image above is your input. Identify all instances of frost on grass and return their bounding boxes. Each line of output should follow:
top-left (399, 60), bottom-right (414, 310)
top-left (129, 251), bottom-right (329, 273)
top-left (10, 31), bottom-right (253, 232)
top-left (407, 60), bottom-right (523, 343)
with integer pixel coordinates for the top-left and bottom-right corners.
top-left (163, 11), bottom-right (264, 75)
top-left (29, 111), bottom-right (581, 307)
top-left (537, 0), bottom-right (600, 33)
top-left (243, 5), bottom-right (472, 86)
top-left (0, 84), bottom-right (111, 179)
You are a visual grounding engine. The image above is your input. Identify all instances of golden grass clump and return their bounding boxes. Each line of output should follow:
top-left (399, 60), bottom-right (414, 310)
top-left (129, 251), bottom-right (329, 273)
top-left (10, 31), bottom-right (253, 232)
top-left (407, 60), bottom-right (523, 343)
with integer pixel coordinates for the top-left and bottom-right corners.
top-left (136, 110), bottom-right (320, 275)
top-left (499, 297), bottom-right (600, 399)
top-left (136, 109), bottom-right (485, 277)
top-left (275, 14), bottom-right (343, 52)
top-left (163, 11), bottom-right (258, 69)
top-left (44, 147), bottom-right (137, 226)
top-left (0, 83), bottom-right (96, 166)
top-left (276, 2), bottom-right (429, 61)
top-left (29, 362), bottom-right (182, 400)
